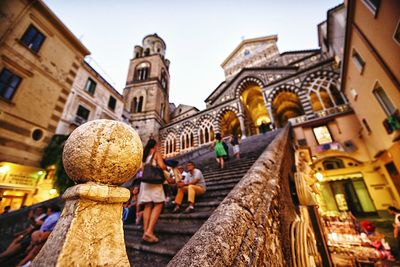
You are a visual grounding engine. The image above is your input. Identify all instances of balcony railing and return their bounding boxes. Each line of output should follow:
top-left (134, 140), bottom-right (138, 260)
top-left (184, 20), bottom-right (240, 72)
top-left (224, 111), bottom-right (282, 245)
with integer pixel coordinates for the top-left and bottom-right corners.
top-left (383, 112), bottom-right (400, 134)
top-left (289, 104), bottom-right (352, 126)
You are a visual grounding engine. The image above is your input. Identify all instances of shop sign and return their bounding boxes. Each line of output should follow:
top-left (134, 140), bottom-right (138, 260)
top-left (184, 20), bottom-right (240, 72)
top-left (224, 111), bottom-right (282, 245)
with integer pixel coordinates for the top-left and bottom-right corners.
top-left (0, 172), bottom-right (38, 189)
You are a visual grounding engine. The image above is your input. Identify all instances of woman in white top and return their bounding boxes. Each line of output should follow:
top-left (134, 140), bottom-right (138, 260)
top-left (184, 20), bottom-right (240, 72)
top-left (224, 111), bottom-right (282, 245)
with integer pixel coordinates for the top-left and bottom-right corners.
top-left (138, 139), bottom-right (167, 243)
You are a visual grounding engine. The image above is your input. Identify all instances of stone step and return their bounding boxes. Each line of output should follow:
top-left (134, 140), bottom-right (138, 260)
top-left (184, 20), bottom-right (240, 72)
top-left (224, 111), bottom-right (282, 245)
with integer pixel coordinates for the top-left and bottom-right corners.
top-left (124, 132), bottom-right (278, 266)
top-left (204, 170), bottom-right (249, 180)
top-left (201, 158), bottom-right (258, 170)
top-left (202, 162), bottom-right (256, 174)
top-left (206, 177), bottom-right (242, 186)
top-left (124, 221), bottom-right (199, 235)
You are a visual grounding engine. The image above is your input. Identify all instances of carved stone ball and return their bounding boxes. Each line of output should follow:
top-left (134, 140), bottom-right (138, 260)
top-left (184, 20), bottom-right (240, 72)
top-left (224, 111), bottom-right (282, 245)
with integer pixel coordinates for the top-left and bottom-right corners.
top-left (63, 119), bottom-right (143, 185)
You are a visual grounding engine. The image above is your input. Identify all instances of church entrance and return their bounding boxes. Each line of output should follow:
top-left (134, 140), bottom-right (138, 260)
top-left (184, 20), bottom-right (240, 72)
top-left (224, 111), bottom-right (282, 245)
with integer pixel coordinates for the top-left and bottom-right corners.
top-left (271, 91), bottom-right (304, 128)
top-left (240, 84), bottom-right (270, 135)
top-left (220, 111), bottom-right (241, 137)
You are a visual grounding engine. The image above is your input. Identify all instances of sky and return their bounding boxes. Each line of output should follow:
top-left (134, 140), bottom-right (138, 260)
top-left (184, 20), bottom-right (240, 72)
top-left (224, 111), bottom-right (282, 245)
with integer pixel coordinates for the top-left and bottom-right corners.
top-left (44, 0), bottom-right (342, 110)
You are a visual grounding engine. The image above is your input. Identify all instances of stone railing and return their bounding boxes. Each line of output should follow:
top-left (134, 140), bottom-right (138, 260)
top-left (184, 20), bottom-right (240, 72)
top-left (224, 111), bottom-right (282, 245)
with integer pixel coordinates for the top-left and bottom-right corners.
top-left (167, 125), bottom-right (297, 266)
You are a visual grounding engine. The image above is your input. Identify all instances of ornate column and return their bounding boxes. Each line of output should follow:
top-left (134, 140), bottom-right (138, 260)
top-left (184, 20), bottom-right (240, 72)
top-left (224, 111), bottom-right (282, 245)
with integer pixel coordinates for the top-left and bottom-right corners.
top-left (238, 114), bottom-right (247, 139)
top-left (32, 120), bottom-right (143, 267)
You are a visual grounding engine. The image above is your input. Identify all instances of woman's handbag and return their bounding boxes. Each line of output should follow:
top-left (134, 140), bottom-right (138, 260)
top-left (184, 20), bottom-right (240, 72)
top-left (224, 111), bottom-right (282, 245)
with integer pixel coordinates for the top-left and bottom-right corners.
top-left (141, 153), bottom-right (165, 184)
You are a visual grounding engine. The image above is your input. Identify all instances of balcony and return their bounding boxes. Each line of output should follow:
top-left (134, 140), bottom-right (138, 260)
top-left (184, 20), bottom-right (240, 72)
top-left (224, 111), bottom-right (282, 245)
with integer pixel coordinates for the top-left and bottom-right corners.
top-left (289, 103), bottom-right (352, 126)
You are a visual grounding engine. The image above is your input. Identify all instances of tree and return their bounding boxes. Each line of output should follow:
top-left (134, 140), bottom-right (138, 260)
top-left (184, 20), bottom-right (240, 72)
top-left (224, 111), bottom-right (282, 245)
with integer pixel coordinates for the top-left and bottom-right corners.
top-left (40, 135), bottom-right (75, 194)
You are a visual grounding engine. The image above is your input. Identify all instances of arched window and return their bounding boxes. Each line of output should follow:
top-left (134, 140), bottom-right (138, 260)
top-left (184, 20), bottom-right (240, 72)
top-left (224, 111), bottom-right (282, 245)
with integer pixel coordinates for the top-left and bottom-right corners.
top-left (161, 70), bottom-right (168, 90)
top-left (190, 133), bottom-right (194, 147)
top-left (138, 96), bottom-right (144, 112)
top-left (144, 48), bottom-right (150, 56)
top-left (160, 103), bottom-right (164, 119)
top-left (199, 129), bottom-right (204, 144)
top-left (186, 134), bottom-right (189, 148)
top-left (210, 126), bottom-right (215, 141)
top-left (306, 77), bottom-right (344, 112)
top-left (205, 128), bottom-right (209, 143)
top-left (135, 62), bottom-right (150, 81)
top-left (323, 158), bottom-right (345, 170)
top-left (330, 84), bottom-right (345, 106)
top-left (131, 97), bottom-right (137, 113)
top-left (181, 136), bottom-right (185, 150)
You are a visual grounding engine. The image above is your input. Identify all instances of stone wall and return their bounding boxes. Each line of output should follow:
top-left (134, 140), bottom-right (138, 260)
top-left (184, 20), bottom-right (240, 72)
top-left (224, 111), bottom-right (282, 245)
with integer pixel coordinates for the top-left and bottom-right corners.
top-left (167, 125), bottom-right (297, 267)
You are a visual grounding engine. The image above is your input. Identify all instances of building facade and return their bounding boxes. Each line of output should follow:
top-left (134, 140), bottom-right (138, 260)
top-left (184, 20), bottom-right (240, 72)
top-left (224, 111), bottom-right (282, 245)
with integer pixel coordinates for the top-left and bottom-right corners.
top-left (0, 0), bottom-right (89, 211)
top-left (127, 3), bottom-right (400, 215)
top-left (339, 0), bottom-right (400, 212)
top-left (56, 61), bottom-right (124, 135)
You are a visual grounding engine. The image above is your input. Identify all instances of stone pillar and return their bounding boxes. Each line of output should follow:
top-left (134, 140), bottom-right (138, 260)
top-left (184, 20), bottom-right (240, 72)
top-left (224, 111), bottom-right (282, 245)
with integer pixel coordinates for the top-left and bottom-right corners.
top-left (32, 119), bottom-right (143, 267)
top-left (238, 115), bottom-right (247, 139)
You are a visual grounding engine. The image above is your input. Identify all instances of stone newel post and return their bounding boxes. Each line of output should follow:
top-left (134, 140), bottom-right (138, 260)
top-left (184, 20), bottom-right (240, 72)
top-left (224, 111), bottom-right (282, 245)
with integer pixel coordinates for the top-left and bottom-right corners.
top-left (32, 120), bottom-right (143, 267)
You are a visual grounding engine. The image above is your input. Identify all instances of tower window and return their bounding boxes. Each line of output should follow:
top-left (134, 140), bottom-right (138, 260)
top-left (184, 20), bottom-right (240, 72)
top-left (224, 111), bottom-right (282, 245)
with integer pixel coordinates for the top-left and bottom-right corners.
top-left (108, 96), bottom-right (117, 111)
top-left (161, 70), bottom-right (168, 90)
top-left (135, 62), bottom-right (151, 81)
top-left (84, 77), bottom-right (96, 95)
top-left (20, 25), bottom-right (46, 53)
top-left (138, 96), bottom-right (144, 112)
top-left (0, 68), bottom-right (22, 100)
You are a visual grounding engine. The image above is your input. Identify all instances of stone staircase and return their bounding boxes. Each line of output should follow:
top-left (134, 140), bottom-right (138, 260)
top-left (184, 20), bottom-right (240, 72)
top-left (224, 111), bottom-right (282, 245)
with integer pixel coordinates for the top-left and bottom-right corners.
top-left (124, 131), bottom-right (279, 266)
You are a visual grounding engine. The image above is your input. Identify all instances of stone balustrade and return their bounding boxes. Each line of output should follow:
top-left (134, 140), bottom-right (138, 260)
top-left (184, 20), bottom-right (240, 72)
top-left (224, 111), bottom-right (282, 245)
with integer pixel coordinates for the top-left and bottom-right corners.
top-left (167, 125), bottom-right (297, 267)
top-left (32, 119), bottom-right (143, 267)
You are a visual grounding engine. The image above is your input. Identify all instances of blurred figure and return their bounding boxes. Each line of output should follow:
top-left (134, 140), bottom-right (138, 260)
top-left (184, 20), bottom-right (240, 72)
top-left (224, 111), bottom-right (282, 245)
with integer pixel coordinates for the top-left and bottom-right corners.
top-left (2, 205), bottom-right (11, 214)
top-left (230, 134), bottom-right (240, 160)
top-left (139, 139), bottom-right (167, 244)
top-left (212, 133), bottom-right (227, 169)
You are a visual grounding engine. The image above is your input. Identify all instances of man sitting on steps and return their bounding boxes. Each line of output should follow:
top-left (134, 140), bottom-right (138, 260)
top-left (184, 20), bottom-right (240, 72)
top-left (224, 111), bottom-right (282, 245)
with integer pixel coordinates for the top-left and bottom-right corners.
top-left (172, 161), bottom-right (206, 213)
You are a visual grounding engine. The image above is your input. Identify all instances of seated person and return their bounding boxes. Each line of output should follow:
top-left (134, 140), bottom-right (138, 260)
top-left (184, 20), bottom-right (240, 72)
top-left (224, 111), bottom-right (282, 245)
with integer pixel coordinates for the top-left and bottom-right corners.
top-left (0, 207), bottom-right (47, 263)
top-left (16, 205), bottom-right (62, 267)
top-left (172, 161), bottom-right (206, 213)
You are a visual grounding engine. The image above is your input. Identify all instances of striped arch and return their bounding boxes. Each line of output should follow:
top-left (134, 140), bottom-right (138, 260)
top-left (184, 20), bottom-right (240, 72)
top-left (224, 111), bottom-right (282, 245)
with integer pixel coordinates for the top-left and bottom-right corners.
top-left (215, 105), bottom-right (240, 133)
top-left (266, 84), bottom-right (310, 116)
top-left (234, 76), bottom-right (265, 99)
top-left (195, 113), bottom-right (216, 127)
top-left (300, 70), bottom-right (340, 88)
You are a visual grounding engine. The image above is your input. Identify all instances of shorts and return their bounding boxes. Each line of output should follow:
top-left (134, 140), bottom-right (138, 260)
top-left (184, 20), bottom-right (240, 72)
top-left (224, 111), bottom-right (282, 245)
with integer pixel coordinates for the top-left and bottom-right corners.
top-left (233, 145), bottom-right (240, 154)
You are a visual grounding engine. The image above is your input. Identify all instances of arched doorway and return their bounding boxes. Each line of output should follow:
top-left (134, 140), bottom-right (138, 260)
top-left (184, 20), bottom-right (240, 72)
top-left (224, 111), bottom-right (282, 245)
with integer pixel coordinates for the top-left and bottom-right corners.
top-left (220, 111), bottom-right (241, 137)
top-left (271, 91), bottom-right (304, 128)
top-left (240, 83), bottom-right (270, 135)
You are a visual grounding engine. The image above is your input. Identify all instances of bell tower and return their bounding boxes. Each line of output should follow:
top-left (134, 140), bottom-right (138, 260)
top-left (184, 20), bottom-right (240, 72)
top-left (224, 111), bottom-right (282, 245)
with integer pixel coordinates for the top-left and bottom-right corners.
top-left (123, 34), bottom-right (170, 143)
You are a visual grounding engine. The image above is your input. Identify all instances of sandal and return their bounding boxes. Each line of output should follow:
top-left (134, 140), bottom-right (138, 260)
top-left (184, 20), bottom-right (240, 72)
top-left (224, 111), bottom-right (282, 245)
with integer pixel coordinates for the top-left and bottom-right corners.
top-left (142, 234), bottom-right (159, 244)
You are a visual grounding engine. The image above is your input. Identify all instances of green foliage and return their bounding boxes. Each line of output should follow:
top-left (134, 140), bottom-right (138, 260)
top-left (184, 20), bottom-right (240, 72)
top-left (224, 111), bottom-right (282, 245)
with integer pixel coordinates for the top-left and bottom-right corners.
top-left (40, 135), bottom-right (75, 194)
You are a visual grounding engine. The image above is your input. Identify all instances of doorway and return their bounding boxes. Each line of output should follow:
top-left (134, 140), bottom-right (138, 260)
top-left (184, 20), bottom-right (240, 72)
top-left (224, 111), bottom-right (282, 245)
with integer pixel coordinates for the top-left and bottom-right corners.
top-left (321, 178), bottom-right (377, 216)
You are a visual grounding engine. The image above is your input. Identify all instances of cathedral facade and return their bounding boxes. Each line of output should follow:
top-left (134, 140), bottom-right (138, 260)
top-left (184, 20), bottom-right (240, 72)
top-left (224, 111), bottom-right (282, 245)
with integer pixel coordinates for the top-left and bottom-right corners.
top-left (123, 34), bottom-right (343, 158)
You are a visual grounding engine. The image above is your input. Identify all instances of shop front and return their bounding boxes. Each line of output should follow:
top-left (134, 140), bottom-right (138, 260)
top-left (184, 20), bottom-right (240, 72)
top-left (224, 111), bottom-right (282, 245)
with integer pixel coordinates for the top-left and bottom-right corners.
top-left (320, 174), bottom-right (377, 217)
top-left (0, 162), bottom-right (58, 213)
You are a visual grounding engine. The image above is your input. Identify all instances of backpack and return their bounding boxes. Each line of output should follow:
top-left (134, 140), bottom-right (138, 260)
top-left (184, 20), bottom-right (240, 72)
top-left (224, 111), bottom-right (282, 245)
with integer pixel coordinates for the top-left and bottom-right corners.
top-left (222, 141), bottom-right (229, 161)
